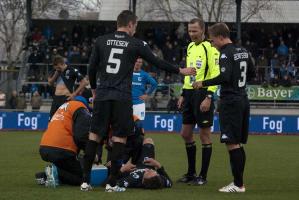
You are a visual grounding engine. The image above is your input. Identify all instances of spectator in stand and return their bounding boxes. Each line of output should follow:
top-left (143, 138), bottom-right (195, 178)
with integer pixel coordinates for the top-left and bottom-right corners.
top-left (48, 35), bottom-right (58, 46)
top-left (287, 47), bottom-right (297, 66)
top-left (69, 46), bottom-right (81, 64)
top-left (270, 53), bottom-right (280, 78)
top-left (9, 90), bottom-right (17, 109)
top-left (270, 74), bottom-right (280, 87)
top-left (280, 62), bottom-right (288, 78)
top-left (28, 49), bottom-right (43, 77)
top-left (163, 75), bottom-right (173, 84)
top-left (31, 91), bottom-right (42, 111)
top-left (280, 75), bottom-right (292, 87)
top-left (0, 89), bottom-right (6, 109)
top-left (52, 48), bottom-right (59, 60)
top-left (256, 55), bottom-right (268, 83)
top-left (277, 40), bottom-right (288, 61)
top-left (287, 62), bottom-right (297, 78)
top-left (16, 92), bottom-right (27, 110)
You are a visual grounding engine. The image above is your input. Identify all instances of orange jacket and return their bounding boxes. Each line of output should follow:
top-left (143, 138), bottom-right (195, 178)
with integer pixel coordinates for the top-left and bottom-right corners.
top-left (40, 101), bottom-right (87, 153)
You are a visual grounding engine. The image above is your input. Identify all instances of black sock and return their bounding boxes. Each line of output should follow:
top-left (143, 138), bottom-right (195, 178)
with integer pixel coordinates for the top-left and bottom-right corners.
top-left (82, 140), bottom-right (98, 183)
top-left (199, 143), bottom-right (212, 179)
top-left (108, 142), bottom-right (126, 187)
top-left (229, 148), bottom-right (244, 187)
top-left (240, 146), bottom-right (246, 178)
top-left (185, 141), bottom-right (196, 175)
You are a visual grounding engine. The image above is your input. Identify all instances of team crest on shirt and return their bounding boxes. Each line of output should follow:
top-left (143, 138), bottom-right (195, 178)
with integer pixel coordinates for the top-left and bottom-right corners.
top-left (65, 69), bottom-right (70, 79)
top-left (196, 59), bottom-right (202, 68)
top-left (221, 67), bottom-right (226, 72)
top-left (220, 54), bottom-right (227, 59)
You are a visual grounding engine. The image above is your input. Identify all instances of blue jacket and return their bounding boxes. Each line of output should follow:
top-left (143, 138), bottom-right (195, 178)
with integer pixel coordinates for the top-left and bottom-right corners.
top-left (132, 70), bottom-right (157, 105)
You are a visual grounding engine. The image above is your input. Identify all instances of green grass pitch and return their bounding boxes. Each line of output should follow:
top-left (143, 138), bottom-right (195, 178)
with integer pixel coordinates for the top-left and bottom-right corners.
top-left (0, 131), bottom-right (298, 200)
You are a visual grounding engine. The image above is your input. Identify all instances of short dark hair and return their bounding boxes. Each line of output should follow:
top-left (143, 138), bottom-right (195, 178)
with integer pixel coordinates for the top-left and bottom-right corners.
top-left (143, 175), bottom-right (164, 189)
top-left (117, 10), bottom-right (137, 28)
top-left (189, 18), bottom-right (205, 31)
top-left (208, 23), bottom-right (230, 38)
top-left (52, 55), bottom-right (65, 66)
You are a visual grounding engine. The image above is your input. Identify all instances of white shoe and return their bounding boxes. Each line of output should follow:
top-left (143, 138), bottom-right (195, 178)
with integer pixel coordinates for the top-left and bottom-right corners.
top-left (219, 182), bottom-right (245, 193)
top-left (45, 165), bottom-right (59, 188)
top-left (80, 182), bottom-right (92, 191)
top-left (105, 184), bottom-right (126, 192)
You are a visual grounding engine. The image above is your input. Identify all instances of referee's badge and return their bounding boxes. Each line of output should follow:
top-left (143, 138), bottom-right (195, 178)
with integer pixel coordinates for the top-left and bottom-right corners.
top-left (196, 59), bottom-right (202, 68)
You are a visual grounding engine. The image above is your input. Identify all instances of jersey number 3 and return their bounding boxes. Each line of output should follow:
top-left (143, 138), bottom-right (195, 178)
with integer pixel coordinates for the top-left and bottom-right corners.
top-left (238, 61), bottom-right (247, 87)
top-left (106, 48), bottom-right (124, 74)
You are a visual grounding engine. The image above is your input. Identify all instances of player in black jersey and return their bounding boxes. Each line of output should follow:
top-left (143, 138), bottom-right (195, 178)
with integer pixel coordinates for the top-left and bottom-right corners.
top-left (81, 10), bottom-right (195, 192)
top-left (48, 56), bottom-right (88, 120)
top-left (117, 138), bottom-right (172, 189)
top-left (192, 23), bottom-right (255, 193)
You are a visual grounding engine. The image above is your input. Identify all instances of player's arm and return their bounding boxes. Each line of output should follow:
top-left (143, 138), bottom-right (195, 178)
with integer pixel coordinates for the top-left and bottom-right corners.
top-left (47, 70), bottom-right (60, 86)
top-left (145, 73), bottom-right (158, 95)
top-left (246, 53), bottom-right (256, 82)
top-left (137, 41), bottom-right (195, 76)
top-left (201, 52), bottom-right (233, 87)
top-left (88, 38), bottom-right (101, 90)
top-left (68, 70), bottom-right (89, 100)
top-left (206, 48), bottom-right (220, 95)
top-left (157, 167), bottom-right (173, 188)
top-left (72, 107), bottom-right (91, 151)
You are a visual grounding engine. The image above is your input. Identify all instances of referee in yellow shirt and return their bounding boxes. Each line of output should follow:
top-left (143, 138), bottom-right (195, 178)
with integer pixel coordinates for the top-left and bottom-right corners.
top-left (177, 18), bottom-right (220, 185)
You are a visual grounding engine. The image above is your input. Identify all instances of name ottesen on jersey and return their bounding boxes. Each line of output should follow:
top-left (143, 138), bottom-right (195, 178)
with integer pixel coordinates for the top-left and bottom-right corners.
top-left (107, 39), bottom-right (129, 47)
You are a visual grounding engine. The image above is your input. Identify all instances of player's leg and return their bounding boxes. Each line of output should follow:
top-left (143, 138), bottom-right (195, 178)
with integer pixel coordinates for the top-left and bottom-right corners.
top-left (192, 89), bottom-right (214, 185)
top-left (133, 103), bottom-right (146, 121)
top-left (81, 100), bottom-right (110, 191)
top-left (105, 100), bottom-right (133, 192)
top-left (218, 99), bottom-right (246, 192)
top-left (178, 90), bottom-right (196, 183)
top-left (49, 95), bottom-right (68, 120)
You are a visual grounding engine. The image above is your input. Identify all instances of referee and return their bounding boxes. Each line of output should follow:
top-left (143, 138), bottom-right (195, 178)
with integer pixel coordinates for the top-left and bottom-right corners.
top-left (177, 18), bottom-right (220, 185)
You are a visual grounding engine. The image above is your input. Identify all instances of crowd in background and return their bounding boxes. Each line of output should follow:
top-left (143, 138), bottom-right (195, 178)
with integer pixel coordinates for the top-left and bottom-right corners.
top-left (15, 22), bottom-right (299, 110)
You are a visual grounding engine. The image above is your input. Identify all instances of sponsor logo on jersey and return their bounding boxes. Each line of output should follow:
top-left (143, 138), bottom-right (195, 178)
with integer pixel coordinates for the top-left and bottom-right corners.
top-left (220, 54), bottom-right (227, 59)
top-left (221, 134), bottom-right (228, 139)
top-left (196, 59), bottom-right (202, 68)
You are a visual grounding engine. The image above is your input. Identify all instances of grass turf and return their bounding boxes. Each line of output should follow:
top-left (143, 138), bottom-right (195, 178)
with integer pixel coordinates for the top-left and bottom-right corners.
top-left (0, 131), bottom-right (298, 200)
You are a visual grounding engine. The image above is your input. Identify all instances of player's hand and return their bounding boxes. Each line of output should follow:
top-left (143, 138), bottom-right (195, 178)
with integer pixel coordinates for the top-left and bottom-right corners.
top-left (139, 94), bottom-right (148, 101)
top-left (177, 96), bottom-right (184, 109)
top-left (120, 162), bottom-right (136, 173)
top-left (200, 97), bottom-right (211, 112)
top-left (67, 93), bottom-right (76, 100)
top-left (192, 81), bottom-right (203, 89)
top-left (91, 89), bottom-right (96, 100)
top-left (179, 67), bottom-right (196, 76)
top-left (143, 158), bottom-right (161, 169)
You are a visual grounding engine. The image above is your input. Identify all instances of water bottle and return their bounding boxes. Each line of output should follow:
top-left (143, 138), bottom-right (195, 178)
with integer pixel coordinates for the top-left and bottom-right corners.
top-left (189, 62), bottom-right (196, 84)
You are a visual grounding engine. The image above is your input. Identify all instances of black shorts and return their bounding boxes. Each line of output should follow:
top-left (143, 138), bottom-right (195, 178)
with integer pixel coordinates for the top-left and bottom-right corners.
top-left (90, 100), bottom-right (133, 138)
top-left (49, 95), bottom-right (68, 119)
top-left (219, 97), bottom-right (250, 144)
top-left (136, 143), bottom-right (155, 167)
top-left (182, 89), bottom-right (215, 128)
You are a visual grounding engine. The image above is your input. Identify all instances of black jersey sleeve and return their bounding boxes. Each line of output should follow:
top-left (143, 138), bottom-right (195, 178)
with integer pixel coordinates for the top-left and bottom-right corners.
top-left (157, 167), bottom-right (173, 188)
top-left (137, 41), bottom-right (180, 74)
top-left (247, 53), bottom-right (256, 82)
top-left (88, 38), bottom-right (101, 89)
top-left (72, 107), bottom-right (91, 150)
top-left (203, 52), bottom-right (232, 87)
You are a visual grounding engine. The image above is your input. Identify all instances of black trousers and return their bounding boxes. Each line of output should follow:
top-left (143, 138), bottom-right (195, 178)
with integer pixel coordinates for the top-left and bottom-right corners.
top-left (39, 146), bottom-right (82, 185)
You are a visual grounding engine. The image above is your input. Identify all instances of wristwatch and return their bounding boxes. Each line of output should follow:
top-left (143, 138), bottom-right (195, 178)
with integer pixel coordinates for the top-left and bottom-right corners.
top-left (206, 94), bottom-right (212, 99)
